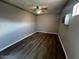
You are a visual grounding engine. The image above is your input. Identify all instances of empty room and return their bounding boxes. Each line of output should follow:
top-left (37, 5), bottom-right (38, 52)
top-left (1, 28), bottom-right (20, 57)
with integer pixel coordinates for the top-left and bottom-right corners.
top-left (0, 0), bottom-right (79, 59)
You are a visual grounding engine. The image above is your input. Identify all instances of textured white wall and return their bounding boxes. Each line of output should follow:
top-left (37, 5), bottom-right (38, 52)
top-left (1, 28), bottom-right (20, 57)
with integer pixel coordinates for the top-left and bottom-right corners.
top-left (36, 14), bottom-right (59, 33)
top-left (59, 15), bottom-right (79, 59)
top-left (59, 0), bottom-right (79, 59)
top-left (0, 2), bottom-right (36, 51)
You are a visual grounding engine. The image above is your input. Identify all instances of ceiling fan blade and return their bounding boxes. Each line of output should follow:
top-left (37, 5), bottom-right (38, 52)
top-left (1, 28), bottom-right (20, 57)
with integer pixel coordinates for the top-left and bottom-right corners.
top-left (42, 8), bottom-right (47, 10)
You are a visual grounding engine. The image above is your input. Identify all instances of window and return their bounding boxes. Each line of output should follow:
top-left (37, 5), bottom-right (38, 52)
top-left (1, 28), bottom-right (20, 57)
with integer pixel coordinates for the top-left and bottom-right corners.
top-left (72, 3), bottom-right (79, 16)
top-left (64, 14), bottom-right (71, 25)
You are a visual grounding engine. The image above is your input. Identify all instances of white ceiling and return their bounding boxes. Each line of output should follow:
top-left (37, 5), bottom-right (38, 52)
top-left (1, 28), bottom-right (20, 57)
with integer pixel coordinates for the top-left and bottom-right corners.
top-left (3, 0), bottom-right (68, 14)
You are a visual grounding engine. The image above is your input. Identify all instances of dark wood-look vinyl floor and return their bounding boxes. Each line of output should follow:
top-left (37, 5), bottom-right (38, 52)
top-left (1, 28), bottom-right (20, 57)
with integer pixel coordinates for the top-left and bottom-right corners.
top-left (0, 32), bottom-right (66, 59)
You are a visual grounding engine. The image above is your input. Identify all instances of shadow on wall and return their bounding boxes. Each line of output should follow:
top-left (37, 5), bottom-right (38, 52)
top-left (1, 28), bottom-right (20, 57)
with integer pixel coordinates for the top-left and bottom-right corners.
top-left (0, 19), bottom-right (35, 52)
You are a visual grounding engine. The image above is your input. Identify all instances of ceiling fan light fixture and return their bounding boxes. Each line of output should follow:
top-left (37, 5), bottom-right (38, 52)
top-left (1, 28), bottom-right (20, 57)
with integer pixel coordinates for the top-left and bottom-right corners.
top-left (36, 9), bottom-right (42, 14)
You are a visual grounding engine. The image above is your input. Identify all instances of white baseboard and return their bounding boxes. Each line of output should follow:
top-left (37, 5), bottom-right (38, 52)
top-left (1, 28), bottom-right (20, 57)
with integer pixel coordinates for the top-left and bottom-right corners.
top-left (58, 35), bottom-right (69, 59)
top-left (37, 31), bottom-right (58, 35)
top-left (0, 32), bottom-right (36, 52)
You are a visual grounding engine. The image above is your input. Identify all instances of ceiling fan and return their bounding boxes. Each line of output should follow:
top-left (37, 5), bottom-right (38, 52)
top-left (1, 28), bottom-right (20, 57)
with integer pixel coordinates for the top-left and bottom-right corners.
top-left (30, 0), bottom-right (48, 14)
top-left (31, 6), bottom-right (48, 14)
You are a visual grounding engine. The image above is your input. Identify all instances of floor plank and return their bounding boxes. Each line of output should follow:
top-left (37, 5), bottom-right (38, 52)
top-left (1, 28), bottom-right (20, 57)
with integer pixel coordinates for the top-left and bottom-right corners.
top-left (0, 32), bottom-right (66, 59)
